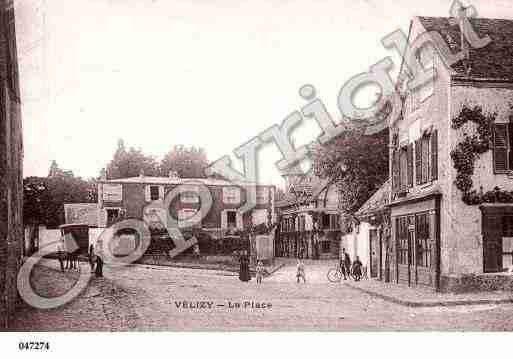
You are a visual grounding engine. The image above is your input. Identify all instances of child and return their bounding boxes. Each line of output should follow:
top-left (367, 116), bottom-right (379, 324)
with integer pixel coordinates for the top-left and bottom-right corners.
top-left (256, 260), bottom-right (265, 284)
top-left (296, 259), bottom-right (306, 283)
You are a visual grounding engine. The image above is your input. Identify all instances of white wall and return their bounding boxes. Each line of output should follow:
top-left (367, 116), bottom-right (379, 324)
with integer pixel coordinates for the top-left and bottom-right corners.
top-left (340, 222), bottom-right (371, 268)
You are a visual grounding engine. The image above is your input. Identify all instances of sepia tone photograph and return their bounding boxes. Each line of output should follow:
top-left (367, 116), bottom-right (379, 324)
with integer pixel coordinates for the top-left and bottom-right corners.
top-left (2, 0), bottom-right (513, 353)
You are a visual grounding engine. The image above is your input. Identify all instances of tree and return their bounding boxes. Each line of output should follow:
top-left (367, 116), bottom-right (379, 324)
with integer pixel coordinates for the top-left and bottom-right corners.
top-left (24, 162), bottom-right (98, 228)
top-left (106, 139), bottom-right (159, 179)
top-left (310, 101), bottom-right (391, 214)
top-left (159, 145), bottom-right (209, 178)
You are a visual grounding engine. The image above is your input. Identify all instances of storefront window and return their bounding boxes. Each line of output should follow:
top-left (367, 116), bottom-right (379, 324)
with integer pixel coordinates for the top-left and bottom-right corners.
top-left (397, 216), bottom-right (409, 265)
top-left (415, 212), bottom-right (431, 268)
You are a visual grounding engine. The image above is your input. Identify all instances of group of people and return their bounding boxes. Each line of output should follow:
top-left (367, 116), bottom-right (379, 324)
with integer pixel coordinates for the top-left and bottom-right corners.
top-left (340, 248), bottom-right (363, 281)
top-left (56, 240), bottom-right (104, 278)
top-left (238, 250), bottom-right (267, 284)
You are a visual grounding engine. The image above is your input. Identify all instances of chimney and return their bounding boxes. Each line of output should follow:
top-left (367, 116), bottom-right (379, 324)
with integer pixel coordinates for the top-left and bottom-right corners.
top-left (458, 5), bottom-right (471, 74)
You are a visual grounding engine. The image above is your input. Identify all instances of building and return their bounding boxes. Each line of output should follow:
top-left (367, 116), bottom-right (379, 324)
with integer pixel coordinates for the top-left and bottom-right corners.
top-left (343, 180), bottom-right (390, 279)
top-left (275, 168), bottom-right (341, 259)
top-left (0, 5), bottom-right (23, 329)
top-left (390, 16), bottom-right (513, 291)
top-left (97, 171), bottom-right (275, 257)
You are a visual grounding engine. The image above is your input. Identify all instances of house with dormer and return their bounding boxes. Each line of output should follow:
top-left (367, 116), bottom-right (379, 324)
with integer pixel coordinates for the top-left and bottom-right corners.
top-left (275, 167), bottom-right (340, 259)
top-left (390, 15), bottom-right (513, 292)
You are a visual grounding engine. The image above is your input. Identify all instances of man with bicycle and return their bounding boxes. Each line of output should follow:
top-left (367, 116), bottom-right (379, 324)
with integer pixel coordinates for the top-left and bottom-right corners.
top-left (340, 248), bottom-right (351, 280)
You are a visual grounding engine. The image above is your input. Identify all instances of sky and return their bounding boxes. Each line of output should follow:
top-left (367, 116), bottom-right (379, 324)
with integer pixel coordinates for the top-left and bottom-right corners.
top-left (13, 0), bottom-right (513, 187)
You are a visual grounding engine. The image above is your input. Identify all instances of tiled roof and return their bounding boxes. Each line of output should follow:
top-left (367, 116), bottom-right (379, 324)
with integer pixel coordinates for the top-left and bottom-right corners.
top-left (355, 180), bottom-right (390, 218)
top-left (418, 16), bottom-right (513, 80)
top-left (101, 176), bottom-right (273, 187)
top-left (275, 175), bottom-right (330, 208)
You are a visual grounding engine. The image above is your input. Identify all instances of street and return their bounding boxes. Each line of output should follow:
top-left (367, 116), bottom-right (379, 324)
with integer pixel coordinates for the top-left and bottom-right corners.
top-left (11, 260), bottom-right (513, 331)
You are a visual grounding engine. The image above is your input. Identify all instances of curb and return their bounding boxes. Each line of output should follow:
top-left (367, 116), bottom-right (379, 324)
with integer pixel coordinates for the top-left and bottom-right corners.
top-left (344, 282), bottom-right (513, 307)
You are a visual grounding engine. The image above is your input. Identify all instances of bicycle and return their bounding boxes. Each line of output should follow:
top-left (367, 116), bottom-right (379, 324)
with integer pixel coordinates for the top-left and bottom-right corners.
top-left (327, 265), bottom-right (354, 282)
top-left (327, 265), bottom-right (343, 282)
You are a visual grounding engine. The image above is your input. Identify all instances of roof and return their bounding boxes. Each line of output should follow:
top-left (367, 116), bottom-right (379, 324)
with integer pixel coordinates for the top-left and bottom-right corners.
top-left (100, 176), bottom-right (274, 187)
top-left (355, 180), bottom-right (390, 218)
top-left (418, 16), bottom-right (513, 81)
top-left (276, 175), bottom-right (331, 208)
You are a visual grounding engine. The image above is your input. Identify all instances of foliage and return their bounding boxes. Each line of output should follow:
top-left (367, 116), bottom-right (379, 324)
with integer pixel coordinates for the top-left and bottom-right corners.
top-left (106, 139), bottom-right (159, 179)
top-left (450, 105), bottom-right (496, 204)
top-left (310, 126), bottom-right (389, 214)
top-left (159, 145), bottom-right (208, 178)
top-left (24, 164), bottom-right (97, 227)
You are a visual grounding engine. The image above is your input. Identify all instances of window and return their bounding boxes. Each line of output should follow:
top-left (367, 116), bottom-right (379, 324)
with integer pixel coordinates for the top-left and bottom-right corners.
top-left (298, 215), bottom-right (306, 232)
top-left (393, 144), bottom-right (413, 193)
top-left (415, 130), bottom-right (438, 185)
top-left (415, 213), bottom-right (431, 268)
top-left (150, 186), bottom-right (160, 201)
top-left (321, 241), bottom-right (330, 253)
top-left (180, 185), bottom-right (199, 203)
top-left (227, 211), bottom-right (237, 228)
top-left (396, 217), bottom-right (409, 265)
top-left (223, 187), bottom-right (240, 204)
top-left (493, 123), bottom-right (513, 173)
top-left (177, 208), bottom-right (199, 228)
top-left (322, 214), bottom-right (330, 229)
top-left (256, 187), bottom-right (269, 204)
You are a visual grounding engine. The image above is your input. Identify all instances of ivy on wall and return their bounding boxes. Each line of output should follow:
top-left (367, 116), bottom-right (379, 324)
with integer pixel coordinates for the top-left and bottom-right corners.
top-left (450, 104), bottom-right (513, 205)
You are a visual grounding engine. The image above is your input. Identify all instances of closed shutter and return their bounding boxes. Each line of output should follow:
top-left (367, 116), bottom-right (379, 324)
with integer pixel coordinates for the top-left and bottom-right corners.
top-left (158, 186), bottom-right (165, 200)
top-left (144, 185), bottom-right (151, 202)
top-left (221, 211), bottom-right (227, 229)
top-left (236, 212), bottom-right (243, 229)
top-left (509, 123), bottom-right (513, 171)
top-left (431, 130), bottom-right (438, 180)
top-left (407, 143), bottom-right (413, 188)
top-left (421, 136), bottom-right (430, 183)
top-left (415, 140), bottom-right (422, 185)
top-left (392, 150), bottom-right (399, 192)
top-left (483, 214), bottom-right (503, 272)
top-left (493, 124), bottom-right (508, 173)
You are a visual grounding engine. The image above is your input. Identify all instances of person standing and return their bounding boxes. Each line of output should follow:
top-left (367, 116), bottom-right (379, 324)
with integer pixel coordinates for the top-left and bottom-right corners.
top-left (341, 248), bottom-right (351, 280)
top-left (57, 240), bottom-right (65, 272)
top-left (95, 240), bottom-right (104, 278)
top-left (88, 244), bottom-right (96, 273)
top-left (255, 260), bottom-right (265, 284)
top-left (95, 253), bottom-right (104, 278)
top-left (296, 259), bottom-right (306, 283)
top-left (239, 250), bottom-right (251, 282)
top-left (352, 256), bottom-right (363, 281)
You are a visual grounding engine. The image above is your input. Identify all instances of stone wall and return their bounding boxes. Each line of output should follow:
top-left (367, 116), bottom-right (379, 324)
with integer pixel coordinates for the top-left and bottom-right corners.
top-left (0, 5), bottom-right (23, 329)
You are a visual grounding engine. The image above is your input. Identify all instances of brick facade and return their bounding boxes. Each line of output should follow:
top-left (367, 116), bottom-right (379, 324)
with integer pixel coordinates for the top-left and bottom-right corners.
top-left (0, 4), bottom-right (23, 329)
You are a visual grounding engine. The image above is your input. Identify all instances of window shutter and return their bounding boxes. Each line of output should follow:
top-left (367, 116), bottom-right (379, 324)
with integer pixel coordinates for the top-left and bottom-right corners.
top-left (415, 140), bottom-right (422, 185)
top-left (236, 212), bottom-right (243, 229)
top-left (158, 186), bottom-right (165, 200)
top-left (221, 211), bottom-right (227, 229)
top-left (431, 130), bottom-right (438, 180)
top-left (392, 150), bottom-right (399, 192)
top-left (421, 136), bottom-right (430, 183)
top-left (509, 122), bottom-right (513, 171)
top-left (407, 143), bottom-right (413, 188)
top-left (144, 185), bottom-right (151, 202)
top-left (493, 124), bottom-right (508, 173)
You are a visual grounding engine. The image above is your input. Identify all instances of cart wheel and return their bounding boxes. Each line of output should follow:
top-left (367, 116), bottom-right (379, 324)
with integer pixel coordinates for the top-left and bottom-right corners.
top-left (327, 268), bottom-right (341, 282)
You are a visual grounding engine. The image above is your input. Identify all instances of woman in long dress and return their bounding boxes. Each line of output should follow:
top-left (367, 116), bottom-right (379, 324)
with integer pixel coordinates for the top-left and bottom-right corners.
top-left (239, 250), bottom-right (251, 282)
